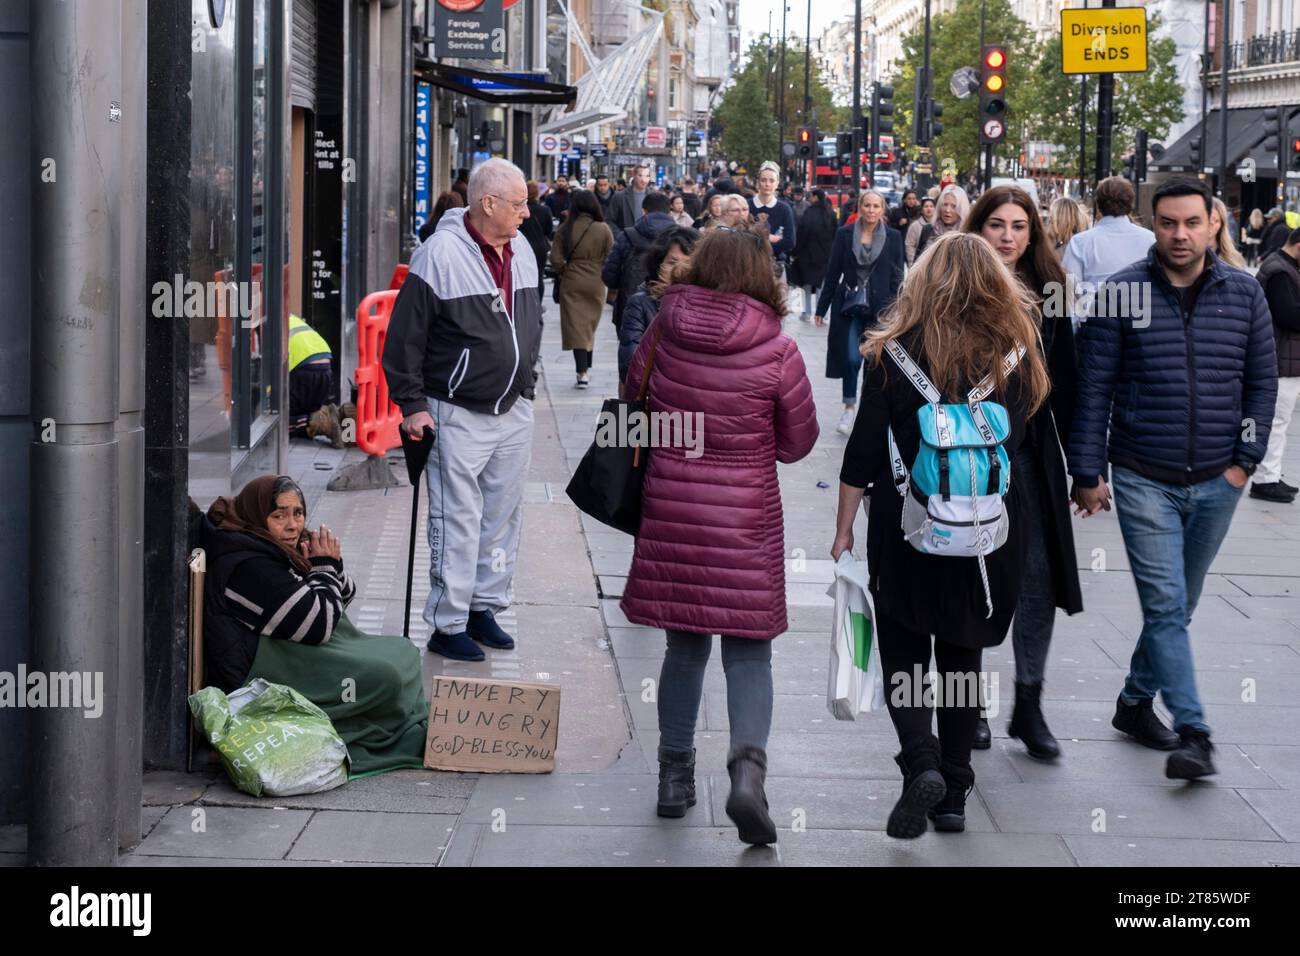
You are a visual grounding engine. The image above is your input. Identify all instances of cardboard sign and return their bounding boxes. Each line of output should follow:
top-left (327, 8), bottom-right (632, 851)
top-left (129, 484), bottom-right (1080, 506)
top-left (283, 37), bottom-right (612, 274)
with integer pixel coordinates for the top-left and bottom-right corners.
top-left (424, 676), bottom-right (560, 773)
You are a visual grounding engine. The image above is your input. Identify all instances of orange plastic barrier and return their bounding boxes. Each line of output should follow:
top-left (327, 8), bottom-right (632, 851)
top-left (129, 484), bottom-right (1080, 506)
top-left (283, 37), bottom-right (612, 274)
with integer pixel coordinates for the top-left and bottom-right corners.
top-left (354, 290), bottom-right (404, 457)
top-left (389, 264), bottom-right (409, 290)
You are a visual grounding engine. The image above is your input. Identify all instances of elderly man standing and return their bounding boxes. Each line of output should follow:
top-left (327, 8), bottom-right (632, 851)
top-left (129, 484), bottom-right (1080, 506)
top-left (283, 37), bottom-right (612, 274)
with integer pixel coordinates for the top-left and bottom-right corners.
top-left (382, 159), bottom-right (543, 661)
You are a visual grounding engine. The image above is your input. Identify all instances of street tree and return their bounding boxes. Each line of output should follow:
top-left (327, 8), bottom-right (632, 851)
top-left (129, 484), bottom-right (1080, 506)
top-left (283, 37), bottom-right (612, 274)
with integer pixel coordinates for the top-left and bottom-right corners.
top-left (892, 0), bottom-right (1038, 178)
top-left (714, 36), bottom-right (848, 173)
top-left (1025, 18), bottom-right (1184, 178)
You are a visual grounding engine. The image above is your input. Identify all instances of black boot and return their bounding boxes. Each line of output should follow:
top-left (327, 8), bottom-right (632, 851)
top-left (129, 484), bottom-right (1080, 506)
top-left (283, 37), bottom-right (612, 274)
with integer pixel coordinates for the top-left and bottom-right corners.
top-left (1166, 730), bottom-right (1217, 780)
top-left (725, 745), bottom-right (777, 845)
top-left (656, 747), bottom-right (697, 818)
top-left (1112, 693), bottom-right (1179, 750)
top-left (972, 715), bottom-right (992, 749)
top-left (928, 776), bottom-right (974, 833)
top-left (887, 740), bottom-right (946, 839)
top-left (1008, 681), bottom-right (1061, 760)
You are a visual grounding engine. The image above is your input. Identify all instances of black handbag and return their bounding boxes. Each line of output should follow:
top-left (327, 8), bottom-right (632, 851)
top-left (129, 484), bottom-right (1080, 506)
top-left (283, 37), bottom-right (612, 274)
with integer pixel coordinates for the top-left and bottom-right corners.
top-left (564, 324), bottom-right (663, 535)
top-left (841, 252), bottom-right (880, 321)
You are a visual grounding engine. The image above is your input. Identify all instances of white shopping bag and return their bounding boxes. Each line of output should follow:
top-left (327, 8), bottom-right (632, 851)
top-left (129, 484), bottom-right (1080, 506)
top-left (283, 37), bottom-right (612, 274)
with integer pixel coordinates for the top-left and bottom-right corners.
top-left (787, 284), bottom-right (806, 316)
top-left (826, 553), bottom-right (886, 720)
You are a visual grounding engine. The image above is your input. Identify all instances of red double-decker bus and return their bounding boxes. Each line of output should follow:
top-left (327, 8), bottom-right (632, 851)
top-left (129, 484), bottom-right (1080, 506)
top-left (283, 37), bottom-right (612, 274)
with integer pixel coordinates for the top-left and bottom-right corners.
top-left (811, 136), bottom-right (897, 208)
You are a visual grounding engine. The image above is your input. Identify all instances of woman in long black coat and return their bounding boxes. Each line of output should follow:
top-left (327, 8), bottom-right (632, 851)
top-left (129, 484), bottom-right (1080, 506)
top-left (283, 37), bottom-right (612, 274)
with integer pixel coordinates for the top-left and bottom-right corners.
top-left (787, 189), bottom-right (839, 322)
top-left (833, 232), bottom-right (1054, 837)
top-left (814, 190), bottom-right (905, 435)
top-left (964, 185), bottom-right (1083, 759)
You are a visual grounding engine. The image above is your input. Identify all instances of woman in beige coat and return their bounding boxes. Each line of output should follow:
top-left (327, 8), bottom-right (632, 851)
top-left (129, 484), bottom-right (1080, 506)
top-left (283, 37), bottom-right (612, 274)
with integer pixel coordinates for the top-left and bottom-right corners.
top-left (550, 190), bottom-right (615, 388)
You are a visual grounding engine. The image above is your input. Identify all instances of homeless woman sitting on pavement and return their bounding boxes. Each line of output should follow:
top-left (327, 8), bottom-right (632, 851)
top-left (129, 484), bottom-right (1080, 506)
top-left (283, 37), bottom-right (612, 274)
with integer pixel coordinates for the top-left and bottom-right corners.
top-left (189, 475), bottom-right (428, 777)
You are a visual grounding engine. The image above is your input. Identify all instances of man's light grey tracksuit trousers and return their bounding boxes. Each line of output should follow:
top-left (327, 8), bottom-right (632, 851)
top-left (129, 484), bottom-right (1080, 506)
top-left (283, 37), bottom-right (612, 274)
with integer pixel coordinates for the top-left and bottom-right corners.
top-left (422, 394), bottom-right (534, 636)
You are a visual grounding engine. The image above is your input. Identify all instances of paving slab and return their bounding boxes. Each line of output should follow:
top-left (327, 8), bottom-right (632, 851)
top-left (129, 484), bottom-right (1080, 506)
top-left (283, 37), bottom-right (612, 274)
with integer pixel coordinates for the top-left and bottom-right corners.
top-left (461, 773), bottom-right (717, 828)
top-left (442, 823), bottom-right (1074, 867)
top-left (705, 774), bottom-right (998, 833)
top-left (995, 738), bottom-right (1277, 789)
top-left (1237, 789), bottom-right (1300, 842)
top-left (132, 806), bottom-right (312, 859)
top-left (200, 769), bottom-right (475, 814)
top-left (142, 770), bottom-right (219, 806)
top-left (978, 782), bottom-right (1280, 840)
top-left (1062, 834), bottom-right (1300, 867)
top-left (287, 810), bottom-right (459, 863)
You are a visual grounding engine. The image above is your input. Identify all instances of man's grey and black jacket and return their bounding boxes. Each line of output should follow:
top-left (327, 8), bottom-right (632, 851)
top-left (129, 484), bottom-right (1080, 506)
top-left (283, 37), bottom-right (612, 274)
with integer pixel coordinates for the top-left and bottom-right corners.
top-left (383, 207), bottom-right (543, 417)
top-left (1069, 247), bottom-right (1278, 487)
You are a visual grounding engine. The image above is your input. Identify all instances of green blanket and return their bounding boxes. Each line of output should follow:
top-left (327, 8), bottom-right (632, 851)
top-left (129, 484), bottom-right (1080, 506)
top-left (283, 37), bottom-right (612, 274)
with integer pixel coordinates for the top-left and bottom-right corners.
top-left (248, 614), bottom-right (428, 777)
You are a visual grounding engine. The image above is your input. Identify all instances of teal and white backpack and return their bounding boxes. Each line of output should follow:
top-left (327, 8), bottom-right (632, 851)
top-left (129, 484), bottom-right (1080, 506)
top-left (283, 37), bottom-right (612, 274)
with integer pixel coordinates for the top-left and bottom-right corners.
top-left (884, 340), bottom-right (1025, 618)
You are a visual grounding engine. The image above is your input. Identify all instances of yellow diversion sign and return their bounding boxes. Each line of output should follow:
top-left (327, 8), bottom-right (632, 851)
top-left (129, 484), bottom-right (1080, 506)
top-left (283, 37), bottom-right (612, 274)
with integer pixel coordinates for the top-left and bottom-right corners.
top-left (1061, 8), bottom-right (1148, 75)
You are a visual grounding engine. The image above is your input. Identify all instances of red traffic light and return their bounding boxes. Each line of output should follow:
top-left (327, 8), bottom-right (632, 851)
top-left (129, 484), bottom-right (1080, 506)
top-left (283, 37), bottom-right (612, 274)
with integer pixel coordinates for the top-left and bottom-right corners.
top-left (984, 48), bottom-right (1006, 70)
top-left (799, 128), bottom-right (810, 142)
top-left (1293, 137), bottom-right (1300, 152)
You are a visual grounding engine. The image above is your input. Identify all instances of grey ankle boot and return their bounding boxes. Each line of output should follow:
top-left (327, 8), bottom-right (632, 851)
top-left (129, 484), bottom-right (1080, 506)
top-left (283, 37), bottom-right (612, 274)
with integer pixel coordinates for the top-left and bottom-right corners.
top-left (725, 745), bottom-right (777, 845)
top-left (656, 747), bottom-right (697, 818)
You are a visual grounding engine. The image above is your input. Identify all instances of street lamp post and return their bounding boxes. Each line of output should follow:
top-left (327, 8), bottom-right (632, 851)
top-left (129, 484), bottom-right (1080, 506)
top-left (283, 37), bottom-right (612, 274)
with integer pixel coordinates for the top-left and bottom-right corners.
top-left (853, 0), bottom-right (862, 192)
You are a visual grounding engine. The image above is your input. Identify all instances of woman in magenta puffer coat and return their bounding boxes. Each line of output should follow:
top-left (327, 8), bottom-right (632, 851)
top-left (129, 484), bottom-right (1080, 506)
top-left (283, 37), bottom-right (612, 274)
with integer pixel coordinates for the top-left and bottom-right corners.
top-left (621, 227), bottom-right (819, 845)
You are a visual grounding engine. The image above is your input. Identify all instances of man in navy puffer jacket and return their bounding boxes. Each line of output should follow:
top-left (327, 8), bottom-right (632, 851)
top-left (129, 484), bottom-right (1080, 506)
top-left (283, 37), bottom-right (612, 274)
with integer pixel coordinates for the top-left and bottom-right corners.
top-left (1069, 177), bottom-right (1278, 782)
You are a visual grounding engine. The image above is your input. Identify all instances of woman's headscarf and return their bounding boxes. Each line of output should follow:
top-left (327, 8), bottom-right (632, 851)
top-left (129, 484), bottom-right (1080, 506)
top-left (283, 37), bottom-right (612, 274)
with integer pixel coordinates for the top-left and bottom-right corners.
top-left (207, 474), bottom-right (312, 574)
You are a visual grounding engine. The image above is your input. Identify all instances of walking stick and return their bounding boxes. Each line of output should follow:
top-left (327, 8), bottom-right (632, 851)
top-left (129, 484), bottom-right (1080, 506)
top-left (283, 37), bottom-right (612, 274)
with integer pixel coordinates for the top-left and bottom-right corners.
top-left (399, 425), bottom-right (436, 639)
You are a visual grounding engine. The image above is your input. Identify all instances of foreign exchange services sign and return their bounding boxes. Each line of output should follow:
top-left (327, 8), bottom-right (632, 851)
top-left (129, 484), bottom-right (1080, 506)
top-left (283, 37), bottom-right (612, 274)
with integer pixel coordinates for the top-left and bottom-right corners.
top-left (429, 0), bottom-right (504, 61)
top-left (1060, 8), bottom-right (1148, 75)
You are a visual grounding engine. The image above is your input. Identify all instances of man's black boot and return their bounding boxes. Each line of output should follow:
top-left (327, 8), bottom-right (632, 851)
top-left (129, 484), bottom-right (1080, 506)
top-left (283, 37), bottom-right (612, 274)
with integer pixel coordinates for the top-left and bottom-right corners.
top-left (1112, 693), bottom-right (1179, 750)
top-left (1166, 729), bottom-right (1217, 780)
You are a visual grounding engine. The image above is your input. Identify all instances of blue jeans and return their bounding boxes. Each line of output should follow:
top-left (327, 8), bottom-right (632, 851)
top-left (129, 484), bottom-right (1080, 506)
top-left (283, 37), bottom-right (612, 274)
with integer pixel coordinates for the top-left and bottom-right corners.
top-left (657, 631), bottom-right (773, 753)
top-left (1112, 466), bottom-right (1243, 734)
top-left (843, 310), bottom-right (870, 404)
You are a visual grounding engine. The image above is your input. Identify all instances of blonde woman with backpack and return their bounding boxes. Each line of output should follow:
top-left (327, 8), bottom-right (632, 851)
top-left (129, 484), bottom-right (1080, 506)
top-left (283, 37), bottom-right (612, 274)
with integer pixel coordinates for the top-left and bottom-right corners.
top-left (832, 232), bottom-right (1051, 838)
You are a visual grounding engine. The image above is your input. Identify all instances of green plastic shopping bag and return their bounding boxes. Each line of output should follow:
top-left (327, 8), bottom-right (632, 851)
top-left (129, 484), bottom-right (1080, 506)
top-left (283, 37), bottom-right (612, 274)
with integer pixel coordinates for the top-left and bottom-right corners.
top-left (189, 678), bottom-right (349, 797)
top-left (826, 553), bottom-right (886, 720)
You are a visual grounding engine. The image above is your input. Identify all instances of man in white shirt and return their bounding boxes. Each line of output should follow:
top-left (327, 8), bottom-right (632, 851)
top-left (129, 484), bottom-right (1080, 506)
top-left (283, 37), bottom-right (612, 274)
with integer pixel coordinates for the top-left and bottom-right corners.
top-left (1062, 176), bottom-right (1155, 329)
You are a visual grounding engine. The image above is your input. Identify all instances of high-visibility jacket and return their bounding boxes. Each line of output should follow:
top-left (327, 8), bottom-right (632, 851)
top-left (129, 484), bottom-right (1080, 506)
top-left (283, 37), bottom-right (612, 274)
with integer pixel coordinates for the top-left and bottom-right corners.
top-left (288, 314), bottom-right (332, 371)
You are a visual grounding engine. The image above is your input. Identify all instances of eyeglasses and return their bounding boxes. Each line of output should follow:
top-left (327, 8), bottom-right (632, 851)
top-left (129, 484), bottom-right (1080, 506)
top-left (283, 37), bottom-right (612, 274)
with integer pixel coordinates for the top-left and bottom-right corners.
top-left (487, 194), bottom-right (528, 211)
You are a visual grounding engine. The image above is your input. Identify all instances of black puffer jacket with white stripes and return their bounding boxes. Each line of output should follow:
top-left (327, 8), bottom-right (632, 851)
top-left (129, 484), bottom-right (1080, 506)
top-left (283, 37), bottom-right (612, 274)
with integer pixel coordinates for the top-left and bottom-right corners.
top-left (191, 509), bottom-right (357, 693)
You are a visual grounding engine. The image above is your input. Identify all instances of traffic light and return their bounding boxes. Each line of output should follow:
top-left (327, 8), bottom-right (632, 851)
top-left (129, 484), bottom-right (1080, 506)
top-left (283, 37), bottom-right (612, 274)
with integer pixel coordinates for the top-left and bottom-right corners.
top-left (1263, 107), bottom-right (1281, 153)
top-left (797, 126), bottom-right (816, 159)
top-left (1292, 137), bottom-right (1300, 171)
top-left (1188, 137), bottom-right (1201, 168)
top-left (871, 84), bottom-right (894, 155)
top-left (928, 99), bottom-right (944, 140)
top-left (837, 131), bottom-right (853, 163)
top-left (979, 45), bottom-right (1008, 145)
top-left (1135, 128), bottom-right (1148, 183)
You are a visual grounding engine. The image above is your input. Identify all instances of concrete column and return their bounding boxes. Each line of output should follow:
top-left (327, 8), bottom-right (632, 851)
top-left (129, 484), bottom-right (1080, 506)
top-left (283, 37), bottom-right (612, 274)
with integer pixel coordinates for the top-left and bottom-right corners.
top-left (28, 0), bottom-right (123, 866)
top-left (116, 0), bottom-right (147, 850)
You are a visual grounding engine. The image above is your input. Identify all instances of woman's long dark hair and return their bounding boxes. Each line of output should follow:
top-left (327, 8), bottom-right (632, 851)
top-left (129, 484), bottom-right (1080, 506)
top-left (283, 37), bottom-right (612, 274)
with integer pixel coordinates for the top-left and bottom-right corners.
top-left (559, 189), bottom-right (605, 255)
top-left (963, 186), bottom-right (1065, 295)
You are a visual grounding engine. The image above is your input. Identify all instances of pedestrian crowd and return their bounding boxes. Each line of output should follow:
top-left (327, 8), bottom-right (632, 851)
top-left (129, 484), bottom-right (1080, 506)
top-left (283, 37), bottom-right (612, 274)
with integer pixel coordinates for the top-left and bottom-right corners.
top-left (195, 155), bottom-right (1295, 850)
